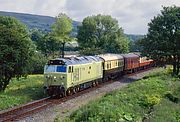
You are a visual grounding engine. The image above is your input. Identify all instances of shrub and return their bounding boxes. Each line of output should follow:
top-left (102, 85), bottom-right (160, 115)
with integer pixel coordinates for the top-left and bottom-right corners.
top-left (30, 51), bottom-right (47, 74)
top-left (141, 94), bottom-right (161, 108)
top-left (164, 91), bottom-right (179, 103)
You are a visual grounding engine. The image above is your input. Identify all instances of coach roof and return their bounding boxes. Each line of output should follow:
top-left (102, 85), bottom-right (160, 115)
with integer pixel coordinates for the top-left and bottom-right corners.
top-left (98, 54), bottom-right (124, 61)
top-left (121, 53), bottom-right (140, 58)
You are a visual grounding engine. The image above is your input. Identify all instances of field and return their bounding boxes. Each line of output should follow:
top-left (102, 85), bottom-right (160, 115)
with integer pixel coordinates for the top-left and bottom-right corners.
top-left (0, 75), bottom-right (46, 111)
top-left (60, 68), bottom-right (180, 122)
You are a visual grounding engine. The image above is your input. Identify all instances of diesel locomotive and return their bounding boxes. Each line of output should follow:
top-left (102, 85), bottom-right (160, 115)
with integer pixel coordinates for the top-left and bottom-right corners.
top-left (44, 53), bottom-right (154, 97)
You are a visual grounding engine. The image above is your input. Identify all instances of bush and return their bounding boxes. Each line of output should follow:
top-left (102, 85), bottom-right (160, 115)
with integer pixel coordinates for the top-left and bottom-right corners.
top-left (140, 94), bottom-right (161, 108)
top-left (164, 91), bottom-right (179, 103)
top-left (30, 51), bottom-right (47, 74)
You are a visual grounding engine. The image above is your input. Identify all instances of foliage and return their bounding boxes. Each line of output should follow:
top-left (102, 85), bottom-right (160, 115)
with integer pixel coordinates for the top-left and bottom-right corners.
top-left (77, 14), bottom-right (129, 55)
top-left (141, 94), bottom-right (161, 108)
top-left (139, 6), bottom-right (180, 76)
top-left (30, 29), bottom-right (45, 51)
top-left (79, 47), bottom-right (104, 55)
top-left (30, 51), bottom-right (48, 74)
top-left (61, 68), bottom-right (180, 122)
top-left (164, 91), bottom-right (179, 103)
top-left (127, 34), bottom-right (144, 52)
top-left (0, 16), bottom-right (35, 91)
top-left (51, 13), bottom-right (73, 58)
top-left (30, 29), bottom-right (60, 57)
top-left (0, 75), bottom-right (46, 110)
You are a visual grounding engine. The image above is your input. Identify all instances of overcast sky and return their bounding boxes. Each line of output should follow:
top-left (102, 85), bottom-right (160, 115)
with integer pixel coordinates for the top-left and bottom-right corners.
top-left (0, 0), bottom-right (179, 34)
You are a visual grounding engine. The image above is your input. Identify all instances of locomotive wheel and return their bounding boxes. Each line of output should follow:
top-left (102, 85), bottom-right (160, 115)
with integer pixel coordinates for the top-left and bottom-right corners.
top-left (95, 81), bottom-right (99, 86)
top-left (93, 81), bottom-right (96, 87)
top-left (62, 88), bottom-right (66, 97)
top-left (73, 86), bottom-right (79, 93)
top-left (76, 86), bottom-right (80, 92)
top-left (73, 87), bottom-right (76, 94)
top-left (66, 89), bottom-right (71, 96)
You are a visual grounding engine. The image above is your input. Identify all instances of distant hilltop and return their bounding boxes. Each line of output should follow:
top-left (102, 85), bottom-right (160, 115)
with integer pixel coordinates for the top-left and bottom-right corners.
top-left (0, 11), bottom-right (81, 36)
top-left (0, 11), bottom-right (143, 41)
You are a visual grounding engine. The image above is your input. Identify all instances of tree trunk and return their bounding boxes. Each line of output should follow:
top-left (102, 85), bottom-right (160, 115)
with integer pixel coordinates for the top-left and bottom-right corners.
top-left (172, 56), bottom-right (177, 76)
top-left (61, 42), bottom-right (65, 58)
top-left (0, 77), bottom-right (11, 91)
top-left (176, 56), bottom-right (180, 76)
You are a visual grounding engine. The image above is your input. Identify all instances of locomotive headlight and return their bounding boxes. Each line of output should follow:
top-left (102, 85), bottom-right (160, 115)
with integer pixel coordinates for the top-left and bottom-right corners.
top-left (54, 76), bottom-right (57, 79)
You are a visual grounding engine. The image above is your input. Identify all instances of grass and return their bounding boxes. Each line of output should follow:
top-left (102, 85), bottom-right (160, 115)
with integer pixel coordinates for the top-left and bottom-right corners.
top-left (58, 68), bottom-right (180, 122)
top-left (0, 75), bottom-right (46, 111)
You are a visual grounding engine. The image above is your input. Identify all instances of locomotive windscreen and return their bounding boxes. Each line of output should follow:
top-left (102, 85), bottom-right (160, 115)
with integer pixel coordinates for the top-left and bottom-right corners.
top-left (48, 60), bottom-right (65, 65)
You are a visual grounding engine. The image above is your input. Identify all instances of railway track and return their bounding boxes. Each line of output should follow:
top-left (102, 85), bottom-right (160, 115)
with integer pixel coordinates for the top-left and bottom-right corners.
top-left (0, 97), bottom-right (52, 122)
top-left (0, 67), bottom-right (155, 122)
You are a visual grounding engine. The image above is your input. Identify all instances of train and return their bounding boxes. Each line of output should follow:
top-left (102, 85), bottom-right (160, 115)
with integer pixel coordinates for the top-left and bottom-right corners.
top-left (43, 53), bottom-right (154, 97)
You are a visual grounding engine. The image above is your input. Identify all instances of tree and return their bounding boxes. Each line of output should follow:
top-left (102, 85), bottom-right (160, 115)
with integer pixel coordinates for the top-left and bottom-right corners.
top-left (30, 51), bottom-right (47, 74)
top-left (51, 13), bottom-right (73, 58)
top-left (0, 16), bottom-right (35, 91)
top-left (140, 6), bottom-right (180, 76)
top-left (30, 29), bottom-right (59, 58)
top-left (30, 29), bottom-right (45, 52)
top-left (77, 14), bottom-right (129, 55)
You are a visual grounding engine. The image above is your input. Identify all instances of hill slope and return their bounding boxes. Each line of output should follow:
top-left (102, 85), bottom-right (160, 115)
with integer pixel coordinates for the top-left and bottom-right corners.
top-left (0, 11), bottom-right (81, 34)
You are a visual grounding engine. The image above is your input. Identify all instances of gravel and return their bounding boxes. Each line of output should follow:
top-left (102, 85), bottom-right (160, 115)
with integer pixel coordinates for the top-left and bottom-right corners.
top-left (17, 68), bottom-right (159, 122)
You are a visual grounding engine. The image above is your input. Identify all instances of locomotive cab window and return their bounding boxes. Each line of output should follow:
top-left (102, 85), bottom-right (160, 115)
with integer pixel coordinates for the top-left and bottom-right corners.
top-left (68, 66), bottom-right (73, 73)
top-left (68, 66), bottom-right (71, 73)
top-left (72, 66), bottom-right (74, 72)
top-left (56, 66), bottom-right (66, 72)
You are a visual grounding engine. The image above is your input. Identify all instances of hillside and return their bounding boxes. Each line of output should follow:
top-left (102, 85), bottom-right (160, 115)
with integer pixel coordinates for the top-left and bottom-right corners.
top-left (126, 34), bottom-right (144, 41)
top-left (0, 11), bottom-right (81, 36)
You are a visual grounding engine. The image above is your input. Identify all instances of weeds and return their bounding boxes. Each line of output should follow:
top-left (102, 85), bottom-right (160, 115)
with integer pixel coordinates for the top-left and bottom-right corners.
top-left (61, 68), bottom-right (180, 122)
top-left (0, 75), bottom-right (46, 110)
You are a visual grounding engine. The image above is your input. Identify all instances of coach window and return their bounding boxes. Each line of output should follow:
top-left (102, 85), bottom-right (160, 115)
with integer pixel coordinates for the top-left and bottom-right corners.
top-left (118, 61), bottom-right (120, 66)
top-left (107, 63), bottom-right (109, 69)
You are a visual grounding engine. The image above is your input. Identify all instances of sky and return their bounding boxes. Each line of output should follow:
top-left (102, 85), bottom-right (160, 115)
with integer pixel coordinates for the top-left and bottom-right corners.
top-left (0, 0), bottom-right (180, 34)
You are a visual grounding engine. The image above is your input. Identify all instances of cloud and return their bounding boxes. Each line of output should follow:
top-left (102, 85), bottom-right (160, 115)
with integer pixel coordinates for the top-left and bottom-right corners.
top-left (0, 0), bottom-right (180, 34)
top-left (0, 0), bottom-right (66, 16)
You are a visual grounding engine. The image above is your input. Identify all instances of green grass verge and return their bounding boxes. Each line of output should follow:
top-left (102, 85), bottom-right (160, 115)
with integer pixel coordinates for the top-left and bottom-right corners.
top-left (59, 68), bottom-right (180, 122)
top-left (0, 75), bottom-right (46, 111)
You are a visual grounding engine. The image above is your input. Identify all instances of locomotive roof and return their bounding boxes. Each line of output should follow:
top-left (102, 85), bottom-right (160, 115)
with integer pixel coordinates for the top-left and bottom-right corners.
top-left (98, 54), bottom-right (124, 61)
top-left (49, 56), bottom-right (103, 65)
top-left (121, 53), bottom-right (140, 58)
